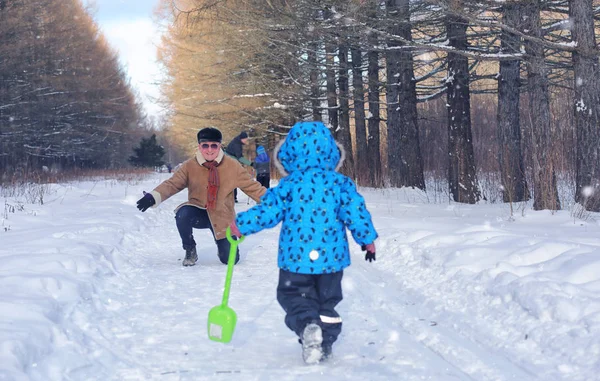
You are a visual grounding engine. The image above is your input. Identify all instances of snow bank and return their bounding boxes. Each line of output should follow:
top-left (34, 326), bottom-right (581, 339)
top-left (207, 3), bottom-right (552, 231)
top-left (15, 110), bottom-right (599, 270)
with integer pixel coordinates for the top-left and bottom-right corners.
top-left (1, 175), bottom-right (599, 380)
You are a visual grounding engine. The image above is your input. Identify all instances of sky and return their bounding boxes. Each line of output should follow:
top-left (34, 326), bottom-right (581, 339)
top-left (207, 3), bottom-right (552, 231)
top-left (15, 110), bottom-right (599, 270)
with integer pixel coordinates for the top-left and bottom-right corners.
top-left (1, 173), bottom-right (600, 380)
top-left (85, 0), bottom-right (164, 119)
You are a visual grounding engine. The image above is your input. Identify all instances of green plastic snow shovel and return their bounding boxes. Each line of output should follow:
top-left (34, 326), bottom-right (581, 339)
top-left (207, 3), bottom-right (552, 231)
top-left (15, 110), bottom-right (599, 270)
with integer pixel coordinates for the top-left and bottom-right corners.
top-left (207, 227), bottom-right (244, 343)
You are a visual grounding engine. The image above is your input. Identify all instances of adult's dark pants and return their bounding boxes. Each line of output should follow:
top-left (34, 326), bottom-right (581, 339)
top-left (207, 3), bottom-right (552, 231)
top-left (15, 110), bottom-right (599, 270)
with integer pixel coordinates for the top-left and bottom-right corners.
top-left (276, 269), bottom-right (343, 346)
top-left (257, 174), bottom-right (270, 189)
top-left (175, 205), bottom-right (239, 264)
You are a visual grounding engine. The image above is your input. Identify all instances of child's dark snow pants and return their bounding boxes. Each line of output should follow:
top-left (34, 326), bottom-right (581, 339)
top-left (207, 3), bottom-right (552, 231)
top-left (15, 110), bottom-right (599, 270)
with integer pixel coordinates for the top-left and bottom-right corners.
top-left (276, 269), bottom-right (343, 346)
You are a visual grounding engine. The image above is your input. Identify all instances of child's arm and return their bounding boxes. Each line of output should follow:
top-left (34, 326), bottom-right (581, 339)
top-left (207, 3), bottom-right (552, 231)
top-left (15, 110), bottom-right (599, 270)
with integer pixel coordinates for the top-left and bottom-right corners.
top-left (235, 185), bottom-right (285, 236)
top-left (337, 177), bottom-right (378, 246)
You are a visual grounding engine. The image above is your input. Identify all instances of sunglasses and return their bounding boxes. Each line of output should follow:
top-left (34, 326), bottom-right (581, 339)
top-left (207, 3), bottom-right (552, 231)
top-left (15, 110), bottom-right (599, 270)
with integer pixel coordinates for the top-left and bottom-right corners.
top-left (200, 143), bottom-right (220, 150)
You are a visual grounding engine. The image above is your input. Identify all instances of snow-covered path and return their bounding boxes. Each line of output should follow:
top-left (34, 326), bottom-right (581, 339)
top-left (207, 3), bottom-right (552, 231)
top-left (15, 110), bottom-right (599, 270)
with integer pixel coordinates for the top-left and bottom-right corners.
top-left (64, 199), bottom-right (534, 381)
top-left (2, 174), bottom-right (599, 381)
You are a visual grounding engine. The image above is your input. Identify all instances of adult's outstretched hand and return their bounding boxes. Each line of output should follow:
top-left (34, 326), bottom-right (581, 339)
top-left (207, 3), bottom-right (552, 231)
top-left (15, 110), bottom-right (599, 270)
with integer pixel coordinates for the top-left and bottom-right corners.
top-left (136, 192), bottom-right (155, 212)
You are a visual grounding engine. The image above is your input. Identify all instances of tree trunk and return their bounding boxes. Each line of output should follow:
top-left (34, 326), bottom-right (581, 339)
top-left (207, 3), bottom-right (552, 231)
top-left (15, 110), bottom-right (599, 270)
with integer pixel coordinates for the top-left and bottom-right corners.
top-left (522, 0), bottom-right (560, 210)
top-left (446, 11), bottom-right (480, 203)
top-left (337, 40), bottom-right (355, 178)
top-left (351, 42), bottom-right (369, 186)
top-left (497, 1), bottom-right (529, 203)
top-left (396, 0), bottom-right (424, 190)
top-left (325, 40), bottom-right (338, 132)
top-left (386, 0), bottom-right (402, 188)
top-left (308, 40), bottom-right (321, 122)
top-left (571, 0), bottom-right (600, 211)
top-left (367, 15), bottom-right (384, 188)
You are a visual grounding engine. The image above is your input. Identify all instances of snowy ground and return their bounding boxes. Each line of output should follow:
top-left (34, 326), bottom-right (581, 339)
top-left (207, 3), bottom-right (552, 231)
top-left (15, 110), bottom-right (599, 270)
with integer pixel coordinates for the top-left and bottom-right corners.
top-left (1, 173), bottom-right (600, 381)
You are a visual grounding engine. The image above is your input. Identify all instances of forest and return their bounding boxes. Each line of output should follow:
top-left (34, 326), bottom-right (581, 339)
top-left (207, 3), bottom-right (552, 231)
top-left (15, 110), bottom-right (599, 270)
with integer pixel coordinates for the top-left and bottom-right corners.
top-left (1, 0), bottom-right (600, 213)
top-left (0, 0), bottom-right (150, 177)
top-left (155, 0), bottom-right (600, 212)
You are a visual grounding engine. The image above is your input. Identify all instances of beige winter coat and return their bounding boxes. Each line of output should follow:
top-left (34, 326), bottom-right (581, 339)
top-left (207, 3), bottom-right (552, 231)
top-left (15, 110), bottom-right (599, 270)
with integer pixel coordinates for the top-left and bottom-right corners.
top-left (150, 149), bottom-right (266, 240)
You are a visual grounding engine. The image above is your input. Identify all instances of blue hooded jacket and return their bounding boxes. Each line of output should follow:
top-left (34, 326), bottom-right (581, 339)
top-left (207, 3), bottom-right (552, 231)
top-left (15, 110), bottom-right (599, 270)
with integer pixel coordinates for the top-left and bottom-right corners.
top-left (254, 145), bottom-right (270, 176)
top-left (236, 121), bottom-right (378, 274)
top-left (255, 145), bottom-right (269, 163)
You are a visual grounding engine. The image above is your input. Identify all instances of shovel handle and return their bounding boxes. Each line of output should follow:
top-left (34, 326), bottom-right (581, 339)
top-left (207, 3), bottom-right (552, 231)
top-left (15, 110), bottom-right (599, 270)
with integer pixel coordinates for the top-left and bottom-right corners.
top-left (226, 226), bottom-right (245, 244)
top-left (222, 227), bottom-right (243, 306)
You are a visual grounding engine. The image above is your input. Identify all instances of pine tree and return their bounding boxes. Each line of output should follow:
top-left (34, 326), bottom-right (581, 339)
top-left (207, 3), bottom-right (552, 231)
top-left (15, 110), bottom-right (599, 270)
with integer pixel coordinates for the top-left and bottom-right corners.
top-left (129, 134), bottom-right (165, 168)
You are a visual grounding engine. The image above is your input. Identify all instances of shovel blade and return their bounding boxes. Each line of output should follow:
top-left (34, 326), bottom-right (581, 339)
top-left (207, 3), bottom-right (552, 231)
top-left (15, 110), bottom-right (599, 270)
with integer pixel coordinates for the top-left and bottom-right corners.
top-left (208, 305), bottom-right (237, 343)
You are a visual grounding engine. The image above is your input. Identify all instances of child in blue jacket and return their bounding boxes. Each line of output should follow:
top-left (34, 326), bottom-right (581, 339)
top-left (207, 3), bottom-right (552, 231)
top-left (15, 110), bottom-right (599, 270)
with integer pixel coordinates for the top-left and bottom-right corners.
top-left (230, 121), bottom-right (377, 364)
top-left (253, 145), bottom-right (271, 188)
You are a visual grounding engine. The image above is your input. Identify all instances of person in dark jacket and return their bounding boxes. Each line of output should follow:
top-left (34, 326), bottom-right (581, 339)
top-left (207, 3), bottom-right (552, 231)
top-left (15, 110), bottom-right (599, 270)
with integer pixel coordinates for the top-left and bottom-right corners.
top-left (254, 145), bottom-right (270, 188)
top-left (225, 131), bottom-right (252, 202)
top-left (229, 121), bottom-right (378, 364)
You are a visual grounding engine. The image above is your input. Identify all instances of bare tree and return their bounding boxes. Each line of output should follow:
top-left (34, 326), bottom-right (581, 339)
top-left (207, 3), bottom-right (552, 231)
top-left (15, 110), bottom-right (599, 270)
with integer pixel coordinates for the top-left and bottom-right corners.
top-left (324, 8), bottom-right (339, 133)
top-left (351, 38), bottom-right (369, 186)
top-left (497, 1), bottom-right (529, 203)
top-left (445, 1), bottom-right (480, 203)
top-left (570, 0), bottom-right (600, 211)
top-left (366, 4), bottom-right (384, 188)
top-left (522, 0), bottom-right (561, 210)
top-left (395, 0), bottom-right (425, 190)
top-left (337, 38), bottom-right (356, 178)
top-left (308, 36), bottom-right (322, 121)
top-left (385, 0), bottom-right (403, 188)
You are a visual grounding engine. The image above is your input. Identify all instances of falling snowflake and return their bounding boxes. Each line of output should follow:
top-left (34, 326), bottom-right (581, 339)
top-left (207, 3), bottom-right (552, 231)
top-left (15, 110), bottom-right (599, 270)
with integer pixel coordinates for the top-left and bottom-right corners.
top-left (581, 186), bottom-right (594, 198)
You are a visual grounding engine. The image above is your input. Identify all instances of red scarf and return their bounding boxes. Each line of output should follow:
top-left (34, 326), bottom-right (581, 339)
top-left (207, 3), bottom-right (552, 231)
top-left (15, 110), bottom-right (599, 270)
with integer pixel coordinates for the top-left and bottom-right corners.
top-left (202, 160), bottom-right (220, 210)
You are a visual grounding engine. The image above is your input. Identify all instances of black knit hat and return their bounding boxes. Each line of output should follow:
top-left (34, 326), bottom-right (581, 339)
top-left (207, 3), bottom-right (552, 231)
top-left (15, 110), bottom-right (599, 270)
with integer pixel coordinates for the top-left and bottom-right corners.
top-left (197, 127), bottom-right (222, 143)
top-left (239, 131), bottom-right (248, 139)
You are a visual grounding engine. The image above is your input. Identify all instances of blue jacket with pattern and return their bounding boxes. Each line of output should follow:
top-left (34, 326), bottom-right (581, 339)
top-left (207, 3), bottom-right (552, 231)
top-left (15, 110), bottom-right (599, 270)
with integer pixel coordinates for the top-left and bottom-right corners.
top-left (235, 121), bottom-right (378, 274)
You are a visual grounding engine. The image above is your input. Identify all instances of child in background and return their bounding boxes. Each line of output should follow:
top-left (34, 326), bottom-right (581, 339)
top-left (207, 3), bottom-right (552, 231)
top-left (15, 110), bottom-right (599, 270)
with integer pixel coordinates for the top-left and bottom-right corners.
top-left (229, 121), bottom-right (378, 364)
top-left (254, 145), bottom-right (271, 189)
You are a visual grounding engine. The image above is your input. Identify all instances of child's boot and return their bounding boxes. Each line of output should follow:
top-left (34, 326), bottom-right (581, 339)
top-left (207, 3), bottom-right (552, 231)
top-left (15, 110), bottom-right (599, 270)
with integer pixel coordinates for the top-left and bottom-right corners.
top-left (301, 323), bottom-right (323, 364)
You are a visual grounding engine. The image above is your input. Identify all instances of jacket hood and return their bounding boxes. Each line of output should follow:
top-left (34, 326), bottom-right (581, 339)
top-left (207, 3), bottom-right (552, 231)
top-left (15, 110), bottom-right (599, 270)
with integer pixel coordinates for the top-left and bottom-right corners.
top-left (275, 121), bottom-right (343, 176)
top-left (255, 152), bottom-right (269, 164)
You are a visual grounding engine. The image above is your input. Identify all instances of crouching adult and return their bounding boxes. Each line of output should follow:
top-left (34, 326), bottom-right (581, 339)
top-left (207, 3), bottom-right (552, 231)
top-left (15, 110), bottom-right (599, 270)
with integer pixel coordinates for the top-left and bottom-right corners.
top-left (136, 127), bottom-right (266, 266)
